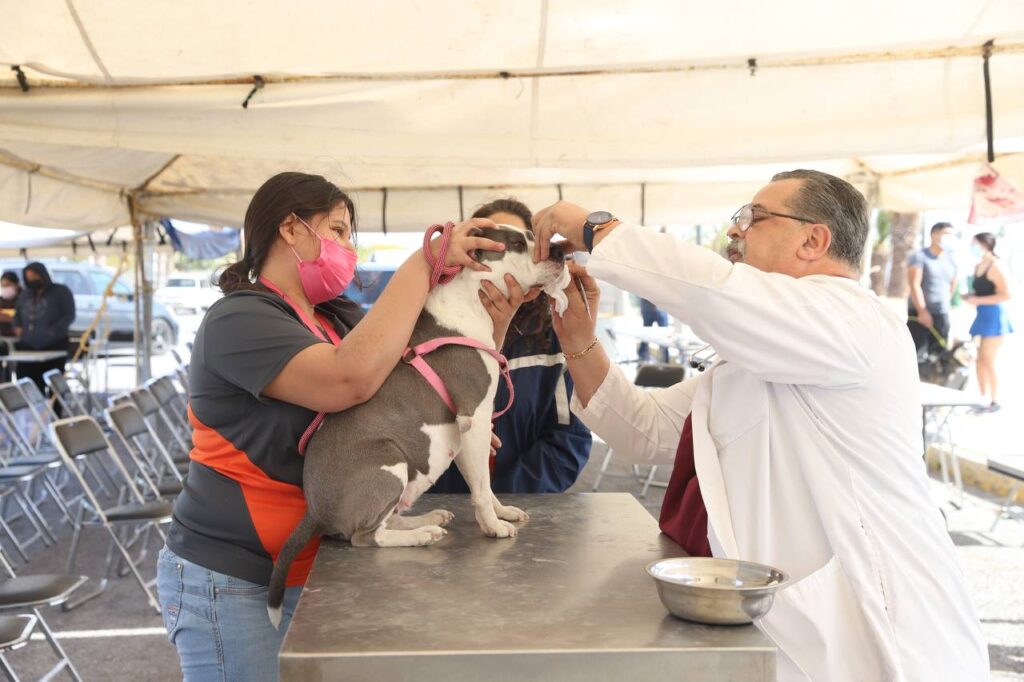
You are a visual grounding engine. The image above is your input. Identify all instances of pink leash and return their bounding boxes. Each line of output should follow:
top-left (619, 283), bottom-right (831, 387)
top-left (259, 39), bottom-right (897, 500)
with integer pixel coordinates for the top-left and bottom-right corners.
top-left (294, 222), bottom-right (515, 456)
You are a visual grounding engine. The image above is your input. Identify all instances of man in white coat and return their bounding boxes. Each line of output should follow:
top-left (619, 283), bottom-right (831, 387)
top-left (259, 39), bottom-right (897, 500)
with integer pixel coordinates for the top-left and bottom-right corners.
top-left (533, 170), bottom-right (988, 681)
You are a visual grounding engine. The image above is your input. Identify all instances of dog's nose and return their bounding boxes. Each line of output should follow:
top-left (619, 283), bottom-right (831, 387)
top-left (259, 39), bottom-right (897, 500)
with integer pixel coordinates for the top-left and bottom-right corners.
top-left (548, 241), bottom-right (566, 261)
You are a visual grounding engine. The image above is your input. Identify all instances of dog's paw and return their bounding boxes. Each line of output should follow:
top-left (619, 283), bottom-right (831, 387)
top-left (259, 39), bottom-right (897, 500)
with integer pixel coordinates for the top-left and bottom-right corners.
top-left (413, 525), bottom-right (448, 545)
top-left (495, 505), bottom-right (529, 523)
top-left (426, 509), bottom-right (455, 527)
top-left (481, 520), bottom-right (517, 539)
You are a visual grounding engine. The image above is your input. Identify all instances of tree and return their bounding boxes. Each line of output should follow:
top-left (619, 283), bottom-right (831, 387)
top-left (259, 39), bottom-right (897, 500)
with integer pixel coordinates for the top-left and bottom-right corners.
top-left (869, 212), bottom-right (891, 295)
top-left (886, 212), bottom-right (921, 298)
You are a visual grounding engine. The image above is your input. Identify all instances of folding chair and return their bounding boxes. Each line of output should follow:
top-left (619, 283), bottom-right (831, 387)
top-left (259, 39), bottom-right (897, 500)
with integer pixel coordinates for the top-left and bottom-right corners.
top-left (0, 548), bottom-right (85, 681)
top-left (592, 363), bottom-right (686, 496)
top-left (169, 348), bottom-right (190, 393)
top-left (0, 616), bottom-right (36, 660)
top-left (0, 384), bottom-right (79, 533)
top-left (48, 417), bottom-right (172, 613)
top-left (42, 371), bottom-right (89, 419)
top-left (105, 403), bottom-right (183, 500)
top-left (146, 376), bottom-right (191, 438)
top-left (129, 387), bottom-right (190, 460)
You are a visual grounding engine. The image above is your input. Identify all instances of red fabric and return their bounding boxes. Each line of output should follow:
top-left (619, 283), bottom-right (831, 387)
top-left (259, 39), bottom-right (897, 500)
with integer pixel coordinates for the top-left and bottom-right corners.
top-left (658, 415), bottom-right (712, 557)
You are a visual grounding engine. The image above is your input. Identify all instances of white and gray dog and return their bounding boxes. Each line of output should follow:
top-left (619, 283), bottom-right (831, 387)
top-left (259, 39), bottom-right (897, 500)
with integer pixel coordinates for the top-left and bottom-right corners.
top-left (268, 225), bottom-right (567, 625)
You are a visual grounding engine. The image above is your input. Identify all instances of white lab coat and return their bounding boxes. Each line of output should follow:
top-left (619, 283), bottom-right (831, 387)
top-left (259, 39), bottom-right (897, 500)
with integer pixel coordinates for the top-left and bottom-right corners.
top-left (573, 225), bottom-right (988, 681)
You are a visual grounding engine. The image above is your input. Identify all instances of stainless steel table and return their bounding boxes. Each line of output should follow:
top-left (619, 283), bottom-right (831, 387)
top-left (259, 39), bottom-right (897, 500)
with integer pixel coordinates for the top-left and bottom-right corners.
top-left (280, 493), bottom-right (776, 681)
top-left (919, 382), bottom-right (988, 506)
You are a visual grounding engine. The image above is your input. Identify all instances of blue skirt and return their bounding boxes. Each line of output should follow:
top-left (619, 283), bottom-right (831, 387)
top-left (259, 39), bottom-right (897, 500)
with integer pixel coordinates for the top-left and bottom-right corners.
top-left (970, 304), bottom-right (1015, 337)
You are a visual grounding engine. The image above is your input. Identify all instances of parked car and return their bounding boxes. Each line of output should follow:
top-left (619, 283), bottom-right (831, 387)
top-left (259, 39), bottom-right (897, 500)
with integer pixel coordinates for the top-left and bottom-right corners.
top-left (156, 272), bottom-right (221, 314)
top-left (344, 263), bottom-right (398, 311)
top-left (0, 259), bottom-right (179, 355)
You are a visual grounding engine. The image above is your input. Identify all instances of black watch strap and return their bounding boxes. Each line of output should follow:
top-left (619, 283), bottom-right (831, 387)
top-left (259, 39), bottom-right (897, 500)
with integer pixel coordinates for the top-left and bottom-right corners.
top-left (583, 223), bottom-right (596, 252)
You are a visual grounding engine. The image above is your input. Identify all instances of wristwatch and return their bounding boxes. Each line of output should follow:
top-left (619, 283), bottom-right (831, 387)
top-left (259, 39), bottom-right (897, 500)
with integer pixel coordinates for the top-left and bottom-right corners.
top-left (582, 210), bottom-right (617, 252)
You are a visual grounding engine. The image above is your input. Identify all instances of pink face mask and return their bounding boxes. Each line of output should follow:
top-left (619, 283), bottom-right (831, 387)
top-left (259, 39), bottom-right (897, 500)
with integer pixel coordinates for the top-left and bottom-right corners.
top-left (290, 215), bottom-right (357, 305)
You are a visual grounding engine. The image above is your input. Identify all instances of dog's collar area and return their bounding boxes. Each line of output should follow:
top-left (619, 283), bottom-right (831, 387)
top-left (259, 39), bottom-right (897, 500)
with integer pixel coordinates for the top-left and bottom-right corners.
top-left (403, 336), bottom-right (514, 420)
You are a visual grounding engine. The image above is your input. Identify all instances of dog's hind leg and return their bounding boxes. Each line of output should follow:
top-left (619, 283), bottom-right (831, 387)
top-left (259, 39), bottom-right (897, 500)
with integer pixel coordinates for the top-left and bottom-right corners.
top-left (345, 462), bottom-right (448, 548)
top-left (386, 510), bottom-right (454, 530)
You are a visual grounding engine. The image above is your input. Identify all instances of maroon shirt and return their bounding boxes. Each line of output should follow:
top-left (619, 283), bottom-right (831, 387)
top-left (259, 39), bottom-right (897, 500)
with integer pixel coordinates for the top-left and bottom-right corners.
top-left (658, 415), bottom-right (712, 557)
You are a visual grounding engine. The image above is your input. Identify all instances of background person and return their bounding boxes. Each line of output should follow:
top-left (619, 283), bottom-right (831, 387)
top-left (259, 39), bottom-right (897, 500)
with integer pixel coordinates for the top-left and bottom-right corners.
top-left (11, 262), bottom-right (75, 402)
top-left (964, 232), bottom-right (1013, 413)
top-left (531, 170), bottom-right (987, 681)
top-left (0, 271), bottom-right (20, 337)
top-left (0, 271), bottom-right (21, 382)
top-left (907, 222), bottom-right (958, 365)
top-left (431, 198), bottom-right (592, 494)
top-left (156, 172), bottom-right (518, 681)
top-left (637, 297), bottom-right (670, 363)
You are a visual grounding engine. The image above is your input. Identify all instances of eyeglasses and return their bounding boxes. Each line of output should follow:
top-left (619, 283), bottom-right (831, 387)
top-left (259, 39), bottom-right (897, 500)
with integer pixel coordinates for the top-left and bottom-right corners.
top-left (729, 204), bottom-right (817, 233)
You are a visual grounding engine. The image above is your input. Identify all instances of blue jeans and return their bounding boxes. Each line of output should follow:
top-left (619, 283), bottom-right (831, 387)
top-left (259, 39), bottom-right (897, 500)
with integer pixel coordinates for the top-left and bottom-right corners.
top-left (157, 546), bottom-right (302, 682)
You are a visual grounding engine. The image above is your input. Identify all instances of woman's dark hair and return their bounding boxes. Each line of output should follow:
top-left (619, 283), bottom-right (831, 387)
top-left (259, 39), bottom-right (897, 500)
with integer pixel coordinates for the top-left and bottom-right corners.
top-left (1, 271), bottom-right (18, 286)
top-left (974, 232), bottom-right (997, 256)
top-left (472, 198), bottom-right (552, 353)
top-left (219, 172), bottom-right (357, 294)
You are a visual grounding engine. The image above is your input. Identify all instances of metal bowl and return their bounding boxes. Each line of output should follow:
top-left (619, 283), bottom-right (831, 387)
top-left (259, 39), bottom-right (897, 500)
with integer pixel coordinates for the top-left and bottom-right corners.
top-left (646, 557), bottom-right (788, 625)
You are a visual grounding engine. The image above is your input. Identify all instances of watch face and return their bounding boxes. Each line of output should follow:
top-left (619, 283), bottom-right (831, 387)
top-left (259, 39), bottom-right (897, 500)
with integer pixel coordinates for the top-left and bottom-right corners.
top-left (587, 210), bottom-right (614, 226)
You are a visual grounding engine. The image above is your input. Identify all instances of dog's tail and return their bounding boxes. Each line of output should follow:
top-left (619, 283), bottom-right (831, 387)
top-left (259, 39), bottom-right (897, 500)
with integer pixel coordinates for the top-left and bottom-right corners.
top-left (268, 512), bottom-right (318, 630)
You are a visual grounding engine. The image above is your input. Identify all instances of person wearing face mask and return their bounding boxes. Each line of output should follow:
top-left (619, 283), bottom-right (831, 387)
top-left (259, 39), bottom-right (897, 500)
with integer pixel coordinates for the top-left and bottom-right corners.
top-left (906, 222), bottom-right (959, 369)
top-left (156, 172), bottom-right (522, 682)
top-left (963, 232), bottom-right (1014, 412)
top-left (0, 272), bottom-right (21, 382)
top-left (0, 271), bottom-right (20, 337)
top-left (11, 262), bottom-right (75, 400)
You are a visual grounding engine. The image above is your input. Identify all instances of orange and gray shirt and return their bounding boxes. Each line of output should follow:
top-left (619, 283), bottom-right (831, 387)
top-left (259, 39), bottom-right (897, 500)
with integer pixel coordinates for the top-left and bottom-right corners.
top-left (167, 290), bottom-right (363, 587)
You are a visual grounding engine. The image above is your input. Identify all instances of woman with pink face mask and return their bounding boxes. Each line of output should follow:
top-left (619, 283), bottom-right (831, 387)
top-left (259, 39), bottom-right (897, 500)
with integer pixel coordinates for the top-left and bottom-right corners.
top-left (156, 172), bottom-right (519, 681)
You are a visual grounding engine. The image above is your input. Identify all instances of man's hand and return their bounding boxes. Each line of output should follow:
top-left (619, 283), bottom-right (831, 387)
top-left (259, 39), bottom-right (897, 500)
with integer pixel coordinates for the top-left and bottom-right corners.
top-left (490, 431), bottom-right (501, 460)
top-left (479, 274), bottom-right (542, 348)
top-left (916, 309), bottom-right (934, 329)
top-left (532, 201), bottom-right (590, 262)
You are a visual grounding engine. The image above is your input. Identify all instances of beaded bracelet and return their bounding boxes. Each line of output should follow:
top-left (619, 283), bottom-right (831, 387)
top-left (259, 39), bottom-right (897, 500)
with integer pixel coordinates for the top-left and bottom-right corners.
top-left (565, 337), bottom-right (600, 360)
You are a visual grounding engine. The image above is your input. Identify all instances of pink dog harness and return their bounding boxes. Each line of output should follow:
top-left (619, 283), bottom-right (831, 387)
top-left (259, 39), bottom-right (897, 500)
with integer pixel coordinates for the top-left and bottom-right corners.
top-left (284, 222), bottom-right (515, 456)
top-left (402, 336), bottom-right (515, 420)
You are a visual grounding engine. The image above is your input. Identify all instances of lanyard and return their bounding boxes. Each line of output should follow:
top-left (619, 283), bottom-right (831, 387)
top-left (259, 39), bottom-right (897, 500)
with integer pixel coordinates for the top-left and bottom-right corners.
top-left (258, 277), bottom-right (341, 346)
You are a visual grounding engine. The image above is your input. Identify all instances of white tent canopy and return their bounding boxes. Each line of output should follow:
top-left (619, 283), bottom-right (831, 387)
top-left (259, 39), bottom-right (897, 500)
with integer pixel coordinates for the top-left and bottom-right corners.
top-left (2, 0), bottom-right (1024, 235)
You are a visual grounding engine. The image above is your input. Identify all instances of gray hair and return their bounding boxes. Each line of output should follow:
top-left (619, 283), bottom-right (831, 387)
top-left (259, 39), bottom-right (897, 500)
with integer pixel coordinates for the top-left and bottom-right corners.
top-left (770, 169), bottom-right (869, 271)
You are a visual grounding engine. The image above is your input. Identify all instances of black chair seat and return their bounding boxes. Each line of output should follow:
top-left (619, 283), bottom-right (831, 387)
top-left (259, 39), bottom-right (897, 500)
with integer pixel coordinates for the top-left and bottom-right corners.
top-left (0, 464), bottom-right (46, 481)
top-left (0, 575), bottom-right (87, 609)
top-left (0, 615), bottom-right (36, 651)
top-left (102, 500), bottom-right (173, 523)
top-left (157, 481), bottom-right (183, 496)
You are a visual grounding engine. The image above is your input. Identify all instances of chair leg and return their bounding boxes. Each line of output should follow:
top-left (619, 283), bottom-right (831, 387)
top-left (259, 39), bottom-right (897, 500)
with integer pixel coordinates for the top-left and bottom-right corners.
top-left (12, 489), bottom-right (55, 547)
top-left (640, 465), bottom-right (658, 499)
top-left (592, 447), bottom-right (615, 492)
top-left (0, 653), bottom-right (17, 682)
top-left (65, 502), bottom-right (86, 575)
top-left (105, 522), bottom-right (162, 614)
top-left (991, 482), bottom-right (1023, 532)
top-left (32, 608), bottom-right (82, 682)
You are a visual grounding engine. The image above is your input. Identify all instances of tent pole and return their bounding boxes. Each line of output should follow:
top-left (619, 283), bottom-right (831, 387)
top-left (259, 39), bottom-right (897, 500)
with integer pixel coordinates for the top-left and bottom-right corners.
top-left (128, 195), bottom-right (152, 385)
